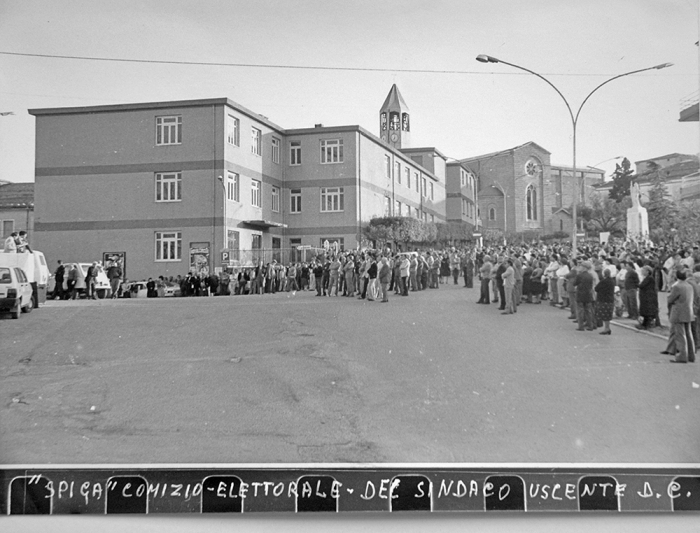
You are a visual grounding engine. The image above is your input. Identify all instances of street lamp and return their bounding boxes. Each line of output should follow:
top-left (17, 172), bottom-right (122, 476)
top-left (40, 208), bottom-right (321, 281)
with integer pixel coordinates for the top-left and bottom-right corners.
top-left (476, 54), bottom-right (673, 256)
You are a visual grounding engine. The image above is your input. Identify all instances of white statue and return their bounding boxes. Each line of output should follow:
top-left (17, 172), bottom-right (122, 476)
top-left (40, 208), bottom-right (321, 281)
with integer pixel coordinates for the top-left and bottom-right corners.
top-left (630, 181), bottom-right (641, 208)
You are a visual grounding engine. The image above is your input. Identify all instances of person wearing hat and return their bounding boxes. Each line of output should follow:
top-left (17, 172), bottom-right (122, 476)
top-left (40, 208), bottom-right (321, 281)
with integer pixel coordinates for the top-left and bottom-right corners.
top-left (574, 261), bottom-right (595, 331)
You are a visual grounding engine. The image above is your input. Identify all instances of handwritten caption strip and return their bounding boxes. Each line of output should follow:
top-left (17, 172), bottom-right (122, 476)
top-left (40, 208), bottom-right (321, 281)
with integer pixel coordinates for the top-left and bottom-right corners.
top-left (3, 468), bottom-right (699, 514)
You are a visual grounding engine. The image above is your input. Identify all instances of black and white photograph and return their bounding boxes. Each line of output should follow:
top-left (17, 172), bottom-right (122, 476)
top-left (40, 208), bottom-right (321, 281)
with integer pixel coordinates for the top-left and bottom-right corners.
top-left (1, 0), bottom-right (699, 530)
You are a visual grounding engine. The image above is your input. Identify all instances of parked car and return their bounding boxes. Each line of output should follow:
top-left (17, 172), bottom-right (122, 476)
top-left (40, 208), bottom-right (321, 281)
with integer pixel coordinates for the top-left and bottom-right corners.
top-left (0, 266), bottom-right (34, 319)
top-left (121, 281), bottom-right (148, 298)
top-left (163, 281), bottom-right (181, 297)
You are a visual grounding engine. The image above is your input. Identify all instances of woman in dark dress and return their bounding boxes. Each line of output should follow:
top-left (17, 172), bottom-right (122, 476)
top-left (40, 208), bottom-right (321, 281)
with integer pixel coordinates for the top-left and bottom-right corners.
top-left (595, 268), bottom-right (616, 335)
top-left (637, 265), bottom-right (659, 330)
top-left (439, 255), bottom-right (451, 284)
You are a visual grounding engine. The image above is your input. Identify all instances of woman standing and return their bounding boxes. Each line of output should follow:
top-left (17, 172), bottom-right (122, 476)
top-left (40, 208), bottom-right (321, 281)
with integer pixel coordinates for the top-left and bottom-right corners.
top-left (595, 269), bottom-right (616, 335)
top-left (637, 265), bottom-right (659, 330)
top-left (439, 254), bottom-right (450, 284)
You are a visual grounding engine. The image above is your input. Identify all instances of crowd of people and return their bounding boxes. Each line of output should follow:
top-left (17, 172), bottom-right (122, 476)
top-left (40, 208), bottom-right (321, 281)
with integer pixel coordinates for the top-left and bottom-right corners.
top-left (46, 235), bottom-right (700, 364)
top-left (471, 239), bottom-right (699, 364)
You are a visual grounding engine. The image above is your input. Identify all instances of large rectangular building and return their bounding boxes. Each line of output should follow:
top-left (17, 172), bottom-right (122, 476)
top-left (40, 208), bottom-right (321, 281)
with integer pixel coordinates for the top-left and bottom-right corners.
top-left (29, 97), bottom-right (447, 280)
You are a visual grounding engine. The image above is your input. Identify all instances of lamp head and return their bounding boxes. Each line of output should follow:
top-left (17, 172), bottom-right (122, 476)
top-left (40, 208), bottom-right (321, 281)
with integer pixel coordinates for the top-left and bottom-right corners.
top-left (476, 54), bottom-right (499, 64)
top-left (653, 62), bottom-right (673, 69)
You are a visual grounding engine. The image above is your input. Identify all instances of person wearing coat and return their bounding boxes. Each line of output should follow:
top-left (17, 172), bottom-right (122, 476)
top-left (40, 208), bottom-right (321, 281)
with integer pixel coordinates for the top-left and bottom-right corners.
top-left (574, 261), bottom-right (595, 331)
top-left (378, 257), bottom-right (392, 303)
top-left (595, 269), bottom-right (617, 335)
top-left (662, 269), bottom-right (696, 363)
top-left (501, 260), bottom-right (516, 315)
top-left (637, 266), bottom-right (659, 330)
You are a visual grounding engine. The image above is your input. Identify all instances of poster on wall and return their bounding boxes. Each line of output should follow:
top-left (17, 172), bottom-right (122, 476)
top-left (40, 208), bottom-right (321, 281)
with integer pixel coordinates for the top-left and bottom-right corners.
top-left (102, 251), bottom-right (126, 279)
top-left (189, 243), bottom-right (210, 276)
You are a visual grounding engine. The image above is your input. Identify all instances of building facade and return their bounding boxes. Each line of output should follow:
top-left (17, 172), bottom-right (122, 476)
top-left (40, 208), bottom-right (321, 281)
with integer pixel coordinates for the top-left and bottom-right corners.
top-left (29, 90), bottom-right (447, 280)
top-left (0, 181), bottom-right (34, 248)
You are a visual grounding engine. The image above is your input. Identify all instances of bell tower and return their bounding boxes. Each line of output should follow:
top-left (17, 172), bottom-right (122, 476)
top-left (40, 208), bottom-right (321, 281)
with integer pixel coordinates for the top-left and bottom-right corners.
top-left (379, 84), bottom-right (411, 149)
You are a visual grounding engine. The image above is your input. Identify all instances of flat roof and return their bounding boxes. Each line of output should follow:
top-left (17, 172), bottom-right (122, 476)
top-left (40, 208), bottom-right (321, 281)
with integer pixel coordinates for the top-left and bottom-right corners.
top-left (28, 97), bottom-right (286, 134)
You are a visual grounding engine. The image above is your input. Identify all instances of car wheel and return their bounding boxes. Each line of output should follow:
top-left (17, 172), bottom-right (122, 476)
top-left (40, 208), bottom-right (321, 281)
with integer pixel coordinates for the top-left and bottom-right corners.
top-left (22, 296), bottom-right (34, 314)
top-left (11, 302), bottom-right (20, 319)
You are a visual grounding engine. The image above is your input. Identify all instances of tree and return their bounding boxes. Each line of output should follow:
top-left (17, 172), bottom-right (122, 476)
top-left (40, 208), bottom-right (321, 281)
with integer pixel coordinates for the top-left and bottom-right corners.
top-left (643, 162), bottom-right (677, 232)
top-left (435, 222), bottom-right (473, 246)
top-left (582, 194), bottom-right (629, 236)
top-left (608, 157), bottom-right (634, 203)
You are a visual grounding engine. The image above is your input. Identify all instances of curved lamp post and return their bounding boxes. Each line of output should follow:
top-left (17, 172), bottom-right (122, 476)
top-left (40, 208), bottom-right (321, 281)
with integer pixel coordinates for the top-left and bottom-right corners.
top-left (475, 54), bottom-right (672, 255)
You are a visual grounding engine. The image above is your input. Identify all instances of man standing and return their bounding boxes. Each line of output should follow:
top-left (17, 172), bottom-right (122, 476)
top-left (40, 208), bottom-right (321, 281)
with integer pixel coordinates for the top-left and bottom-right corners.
top-left (52, 260), bottom-right (65, 300)
top-left (449, 247), bottom-right (461, 285)
top-left (85, 261), bottom-right (98, 300)
top-left (495, 256), bottom-right (507, 311)
top-left (623, 261), bottom-right (640, 320)
top-left (574, 261), bottom-right (595, 331)
top-left (378, 256), bottom-right (391, 303)
top-left (477, 255), bottom-right (492, 304)
top-left (663, 269), bottom-right (696, 363)
top-left (107, 260), bottom-right (123, 299)
top-left (501, 259), bottom-right (516, 315)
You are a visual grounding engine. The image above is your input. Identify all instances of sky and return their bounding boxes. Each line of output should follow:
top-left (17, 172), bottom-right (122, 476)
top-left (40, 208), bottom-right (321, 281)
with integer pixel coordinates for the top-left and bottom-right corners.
top-left (0, 0), bottom-right (698, 183)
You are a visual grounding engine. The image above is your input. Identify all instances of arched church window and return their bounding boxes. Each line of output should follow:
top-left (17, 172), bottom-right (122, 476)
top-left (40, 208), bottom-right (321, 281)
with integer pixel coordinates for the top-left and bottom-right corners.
top-left (488, 206), bottom-right (496, 221)
top-left (526, 184), bottom-right (537, 221)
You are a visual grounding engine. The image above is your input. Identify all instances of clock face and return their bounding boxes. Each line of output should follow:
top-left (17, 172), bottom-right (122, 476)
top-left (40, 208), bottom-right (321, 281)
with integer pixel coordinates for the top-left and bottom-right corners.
top-left (390, 133), bottom-right (399, 142)
top-left (381, 134), bottom-right (387, 142)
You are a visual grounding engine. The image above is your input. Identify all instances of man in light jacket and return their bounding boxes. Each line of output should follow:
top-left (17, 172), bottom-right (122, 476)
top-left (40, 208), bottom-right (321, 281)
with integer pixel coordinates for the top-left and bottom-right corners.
top-left (663, 269), bottom-right (696, 363)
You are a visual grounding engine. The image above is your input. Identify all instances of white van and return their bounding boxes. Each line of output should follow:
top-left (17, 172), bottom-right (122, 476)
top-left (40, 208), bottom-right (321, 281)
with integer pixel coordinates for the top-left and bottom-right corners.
top-left (0, 250), bottom-right (50, 307)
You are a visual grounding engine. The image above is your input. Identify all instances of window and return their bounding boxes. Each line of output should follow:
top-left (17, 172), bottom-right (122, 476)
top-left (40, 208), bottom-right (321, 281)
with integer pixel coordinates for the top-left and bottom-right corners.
top-left (320, 187), bottom-right (344, 212)
top-left (319, 238), bottom-right (344, 250)
top-left (290, 238), bottom-right (302, 262)
top-left (489, 207), bottom-right (496, 221)
top-left (290, 189), bottom-right (302, 213)
top-left (272, 137), bottom-right (280, 164)
top-left (155, 172), bottom-right (182, 202)
top-left (404, 167), bottom-right (410, 187)
top-left (406, 205), bottom-right (412, 217)
top-left (320, 139), bottom-right (343, 164)
top-left (421, 177), bottom-right (427, 198)
top-left (227, 230), bottom-right (240, 259)
top-left (226, 172), bottom-right (239, 202)
top-left (526, 184), bottom-right (538, 220)
top-left (156, 116), bottom-right (182, 145)
top-left (414, 172), bottom-right (419, 192)
top-left (251, 179), bottom-right (261, 208)
top-left (384, 155), bottom-right (391, 178)
top-left (431, 214), bottom-right (434, 223)
top-left (251, 127), bottom-right (262, 156)
top-left (227, 114), bottom-right (240, 146)
top-left (290, 141), bottom-right (302, 165)
top-left (384, 196), bottom-right (392, 217)
top-left (462, 199), bottom-right (466, 216)
top-left (461, 170), bottom-right (466, 187)
top-left (252, 234), bottom-right (262, 250)
top-left (396, 200), bottom-right (402, 216)
top-left (155, 231), bottom-right (181, 261)
top-left (1, 220), bottom-right (15, 239)
top-left (430, 182), bottom-right (434, 200)
top-left (272, 186), bottom-right (280, 212)
top-left (395, 161), bottom-right (401, 183)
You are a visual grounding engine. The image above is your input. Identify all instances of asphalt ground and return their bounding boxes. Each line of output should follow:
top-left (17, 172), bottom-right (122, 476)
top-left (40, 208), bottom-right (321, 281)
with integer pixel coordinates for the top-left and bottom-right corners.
top-left (1, 282), bottom-right (699, 465)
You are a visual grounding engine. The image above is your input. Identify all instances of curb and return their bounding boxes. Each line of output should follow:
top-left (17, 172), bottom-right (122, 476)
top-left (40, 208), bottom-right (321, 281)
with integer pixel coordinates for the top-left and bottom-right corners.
top-left (610, 320), bottom-right (667, 340)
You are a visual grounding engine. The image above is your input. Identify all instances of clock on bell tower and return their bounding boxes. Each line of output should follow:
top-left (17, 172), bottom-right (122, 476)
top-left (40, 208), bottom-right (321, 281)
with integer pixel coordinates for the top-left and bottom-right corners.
top-left (379, 84), bottom-right (410, 149)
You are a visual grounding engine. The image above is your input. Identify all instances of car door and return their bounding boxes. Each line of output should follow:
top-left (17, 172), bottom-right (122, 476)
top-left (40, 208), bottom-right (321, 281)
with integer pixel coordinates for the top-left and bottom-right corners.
top-left (14, 268), bottom-right (31, 306)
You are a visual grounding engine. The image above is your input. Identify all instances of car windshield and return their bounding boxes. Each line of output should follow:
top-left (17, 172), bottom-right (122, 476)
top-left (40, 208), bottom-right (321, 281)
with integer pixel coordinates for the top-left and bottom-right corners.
top-left (0, 267), bottom-right (11, 283)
